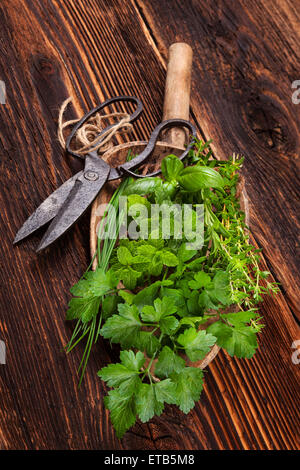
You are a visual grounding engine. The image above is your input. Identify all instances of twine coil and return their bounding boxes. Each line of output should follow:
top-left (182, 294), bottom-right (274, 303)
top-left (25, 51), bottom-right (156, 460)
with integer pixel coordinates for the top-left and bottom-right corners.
top-left (58, 97), bottom-right (133, 155)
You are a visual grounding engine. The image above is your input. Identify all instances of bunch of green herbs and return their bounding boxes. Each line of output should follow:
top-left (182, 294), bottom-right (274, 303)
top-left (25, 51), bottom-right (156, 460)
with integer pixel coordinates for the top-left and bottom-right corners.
top-left (66, 139), bottom-right (278, 436)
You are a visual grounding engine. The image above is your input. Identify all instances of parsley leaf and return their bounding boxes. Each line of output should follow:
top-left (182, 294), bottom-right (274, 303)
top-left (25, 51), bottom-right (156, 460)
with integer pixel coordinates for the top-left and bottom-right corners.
top-left (141, 296), bottom-right (179, 334)
top-left (99, 350), bottom-right (147, 438)
top-left (141, 297), bottom-right (177, 331)
top-left (198, 270), bottom-right (232, 309)
top-left (98, 350), bottom-right (144, 388)
top-left (135, 383), bottom-right (164, 422)
top-left (100, 303), bottom-right (142, 348)
top-left (68, 141), bottom-right (279, 438)
top-left (104, 387), bottom-right (137, 438)
top-left (133, 280), bottom-right (173, 313)
top-left (155, 346), bottom-right (185, 378)
top-left (136, 331), bottom-right (161, 357)
top-left (66, 296), bottom-right (101, 323)
top-left (66, 268), bottom-right (118, 323)
top-left (135, 379), bottom-right (178, 423)
top-left (207, 310), bottom-right (259, 358)
top-left (171, 367), bottom-right (204, 413)
top-left (155, 379), bottom-right (178, 404)
top-left (177, 328), bottom-right (216, 361)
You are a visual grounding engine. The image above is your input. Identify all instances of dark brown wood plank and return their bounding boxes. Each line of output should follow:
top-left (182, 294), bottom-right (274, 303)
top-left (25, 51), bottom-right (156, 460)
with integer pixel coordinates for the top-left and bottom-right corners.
top-left (0, 0), bottom-right (299, 450)
top-left (0, 0), bottom-right (167, 450)
top-left (132, 0), bottom-right (300, 449)
top-left (134, 0), bottom-right (300, 321)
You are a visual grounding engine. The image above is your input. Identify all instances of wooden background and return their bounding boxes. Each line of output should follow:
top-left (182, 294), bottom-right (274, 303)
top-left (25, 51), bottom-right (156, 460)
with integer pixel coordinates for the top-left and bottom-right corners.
top-left (0, 0), bottom-right (299, 450)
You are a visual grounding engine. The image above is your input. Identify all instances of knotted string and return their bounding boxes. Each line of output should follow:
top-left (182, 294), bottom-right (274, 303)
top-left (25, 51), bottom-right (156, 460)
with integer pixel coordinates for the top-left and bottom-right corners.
top-left (58, 97), bottom-right (133, 154)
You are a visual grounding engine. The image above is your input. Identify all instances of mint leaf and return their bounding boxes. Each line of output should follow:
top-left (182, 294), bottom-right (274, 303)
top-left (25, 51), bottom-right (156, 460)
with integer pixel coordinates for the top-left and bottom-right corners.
top-left (188, 272), bottom-right (211, 289)
top-left (155, 346), bottom-right (185, 378)
top-left (160, 250), bottom-right (179, 267)
top-left (117, 246), bottom-right (134, 265)
top-left (115, 266), bottom-right (141, 290)
top-left (177, 328), bottom-right (216, 361)
top-left (136, 244), bottom-right (156, 258)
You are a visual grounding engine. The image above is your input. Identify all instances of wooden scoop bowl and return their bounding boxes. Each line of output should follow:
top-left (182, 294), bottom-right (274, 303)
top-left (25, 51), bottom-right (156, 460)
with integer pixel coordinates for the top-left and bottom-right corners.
top-left (90, 42), bottom-right (249, 369)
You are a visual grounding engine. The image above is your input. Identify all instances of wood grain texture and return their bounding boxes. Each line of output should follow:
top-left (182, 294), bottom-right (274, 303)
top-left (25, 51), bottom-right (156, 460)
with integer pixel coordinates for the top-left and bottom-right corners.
top-left (0, 0), bottom-right (299, 450)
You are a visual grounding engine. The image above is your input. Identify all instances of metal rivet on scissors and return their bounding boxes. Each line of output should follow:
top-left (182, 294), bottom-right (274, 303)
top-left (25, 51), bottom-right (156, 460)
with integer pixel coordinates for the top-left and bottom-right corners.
top-left (14, 97), bottom-right (196, 252)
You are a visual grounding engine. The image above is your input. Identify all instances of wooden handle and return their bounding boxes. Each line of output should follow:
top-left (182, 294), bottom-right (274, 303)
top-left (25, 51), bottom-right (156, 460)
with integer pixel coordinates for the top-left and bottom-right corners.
top-left (162, 42), bottom-right (193, 147)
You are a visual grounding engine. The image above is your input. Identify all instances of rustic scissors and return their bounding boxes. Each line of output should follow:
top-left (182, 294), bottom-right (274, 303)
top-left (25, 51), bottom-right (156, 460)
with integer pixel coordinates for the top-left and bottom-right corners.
top-left (14, 96), bottom-right (196, 252)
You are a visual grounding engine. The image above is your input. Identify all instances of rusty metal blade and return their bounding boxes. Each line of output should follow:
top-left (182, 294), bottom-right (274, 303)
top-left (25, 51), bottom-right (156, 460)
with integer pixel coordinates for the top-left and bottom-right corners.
top-left (36, 155), bottom-right (111, 252)
top-left (13, 171), bottom-right (82, 244)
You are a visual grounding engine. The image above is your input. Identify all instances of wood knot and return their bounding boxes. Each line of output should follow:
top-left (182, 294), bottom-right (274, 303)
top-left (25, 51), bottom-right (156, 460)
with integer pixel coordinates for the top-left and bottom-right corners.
top-left (34, 56), bottom-right (57, 77)
top-left (246, 93), bottom-right (298, 157)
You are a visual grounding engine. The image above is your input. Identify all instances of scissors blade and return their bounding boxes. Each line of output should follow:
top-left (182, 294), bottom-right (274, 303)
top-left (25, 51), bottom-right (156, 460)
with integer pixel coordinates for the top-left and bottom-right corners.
top-left (36, 154), bottom-right (111, 252)
top-left (14, 171), bottom-right (83, 244)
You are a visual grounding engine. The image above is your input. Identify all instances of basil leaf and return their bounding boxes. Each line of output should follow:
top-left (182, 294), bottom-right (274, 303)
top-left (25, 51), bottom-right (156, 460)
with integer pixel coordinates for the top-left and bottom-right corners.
top-left (178, 166), bottom-right (224, 191)
top-left (161, 154), bottom-right (184, 182)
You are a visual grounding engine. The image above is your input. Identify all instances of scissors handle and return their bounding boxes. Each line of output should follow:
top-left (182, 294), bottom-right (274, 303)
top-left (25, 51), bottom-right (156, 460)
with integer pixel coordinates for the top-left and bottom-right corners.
top-left (118, 119), bottom-right (196, 178)
top-left (65, 96), bottom-right (143, 160)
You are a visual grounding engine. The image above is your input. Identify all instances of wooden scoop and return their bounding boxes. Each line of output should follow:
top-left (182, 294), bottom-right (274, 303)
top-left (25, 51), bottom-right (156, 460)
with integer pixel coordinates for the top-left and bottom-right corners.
top-left (90, 42), bottom-right (249, 369)
top-left (90, 42), bottom-right (193, 264)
